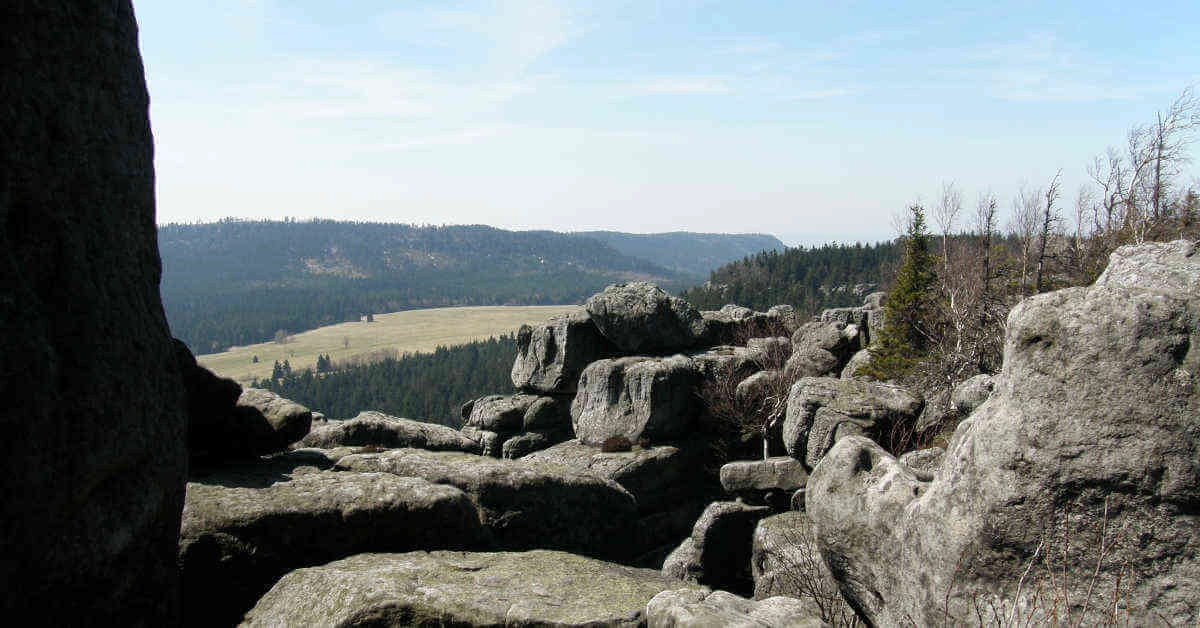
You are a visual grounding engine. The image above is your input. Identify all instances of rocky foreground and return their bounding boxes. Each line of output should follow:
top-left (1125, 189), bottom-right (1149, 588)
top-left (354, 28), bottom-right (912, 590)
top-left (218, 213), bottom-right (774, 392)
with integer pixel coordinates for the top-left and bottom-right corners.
top-left (171, 242), bottom-right (1200, 626)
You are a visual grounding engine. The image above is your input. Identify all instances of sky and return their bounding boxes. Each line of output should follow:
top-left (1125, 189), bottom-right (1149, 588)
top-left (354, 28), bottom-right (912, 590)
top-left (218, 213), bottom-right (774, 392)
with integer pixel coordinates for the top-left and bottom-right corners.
top-left (134, 1), bottom-right (1200, 246)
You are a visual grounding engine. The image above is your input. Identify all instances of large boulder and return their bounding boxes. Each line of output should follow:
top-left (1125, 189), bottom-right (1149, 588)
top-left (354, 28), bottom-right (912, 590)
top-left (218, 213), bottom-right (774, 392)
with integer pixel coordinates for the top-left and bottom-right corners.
top-left (174, 339), bottom-right (261, 460)
top-left (950, 373), bottom-right (995, 414)
top-left (720, 457), bottom-right (808, 506)
top-left (646, 589), bottom-right (825, 628)
top-left (807, 241), bottom-right (1200, 626)
top-left (699, 304), bottom-right (796, 345)
top-left (511, 309), bottom-right (615, 393)
top-left (0, 4), bottom-right (188, 624)
top-left (785, 321), bottom-right (862, 380)
top-left (751, 512), bottom-right (847, 623)
top-left (462, 392), bottom-right (539, 432)
top-left (663, 501), bottom-right (772, 595)
top-left (243, 550), bottom-right (708, 627)
top-left (180, 470), bottom-right (485, 626)
top-left (585, 282), bottom-right (707, 353)
top-left (336, 448), bottom-right (638, 560)
top-left (783, 377), bottom-right (922, 468)
top-left (299, 411), bottom-right (481, 452)
top-left (572, 355), bottom-right (699, 445)
top-left (236, 388), bottom-right (312, 450)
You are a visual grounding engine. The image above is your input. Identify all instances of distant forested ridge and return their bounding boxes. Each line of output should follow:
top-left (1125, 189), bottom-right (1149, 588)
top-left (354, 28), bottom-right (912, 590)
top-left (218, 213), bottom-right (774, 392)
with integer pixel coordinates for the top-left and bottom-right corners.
top-left (577, 231), bottom-right (784, 277)
top-left (680, 241), bottom-right (901, 314)
top-left (161, 220), bottom-right (689, 353)
top-left (252, 335), bottom-right (516, 426)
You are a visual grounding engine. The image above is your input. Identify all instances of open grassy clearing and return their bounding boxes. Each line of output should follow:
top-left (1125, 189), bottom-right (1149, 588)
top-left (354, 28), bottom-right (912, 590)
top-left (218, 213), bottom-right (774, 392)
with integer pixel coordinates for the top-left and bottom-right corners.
top-left (197, 305), bottom-right (581, 385)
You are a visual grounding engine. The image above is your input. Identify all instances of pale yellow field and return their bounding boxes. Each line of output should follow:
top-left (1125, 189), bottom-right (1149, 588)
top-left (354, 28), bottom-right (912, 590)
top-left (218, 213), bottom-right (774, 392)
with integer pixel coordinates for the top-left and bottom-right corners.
top-left (197, 305), bottom-right (581, 385)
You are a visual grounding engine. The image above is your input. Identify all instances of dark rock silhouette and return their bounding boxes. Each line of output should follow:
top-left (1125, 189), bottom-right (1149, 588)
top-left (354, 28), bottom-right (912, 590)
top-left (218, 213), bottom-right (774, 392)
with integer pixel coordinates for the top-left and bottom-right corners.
top-left (0, 3), bottom-right (187, 624)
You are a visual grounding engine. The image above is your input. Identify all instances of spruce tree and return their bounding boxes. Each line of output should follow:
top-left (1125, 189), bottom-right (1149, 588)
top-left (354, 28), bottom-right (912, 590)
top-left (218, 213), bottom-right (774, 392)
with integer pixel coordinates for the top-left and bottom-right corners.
top-left (860, 205), bottom-right (937, 379)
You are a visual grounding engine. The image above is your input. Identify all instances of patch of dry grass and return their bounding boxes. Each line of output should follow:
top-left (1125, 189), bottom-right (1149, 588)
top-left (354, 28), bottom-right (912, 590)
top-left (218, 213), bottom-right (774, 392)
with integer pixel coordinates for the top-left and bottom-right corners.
top-left (197, 305), bottom-right (581, 384)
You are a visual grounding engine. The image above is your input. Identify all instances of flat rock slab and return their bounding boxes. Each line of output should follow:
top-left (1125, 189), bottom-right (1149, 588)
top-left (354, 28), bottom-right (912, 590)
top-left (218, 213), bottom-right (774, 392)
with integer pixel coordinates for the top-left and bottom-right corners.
top-left (522, 439), bottom-right (711, 509)
top-left (720, 457), bottom-right (808, 496)
top-left (647, 589), bottom-right (826, 628)
top-left (180, 471), bottom-right (485, 626)
top-left (242, 550), bottom-right (707, 627)
top-left (299, 411), bottom-right (480, 452)
top-left (336, 448), bottom-right (638, 560)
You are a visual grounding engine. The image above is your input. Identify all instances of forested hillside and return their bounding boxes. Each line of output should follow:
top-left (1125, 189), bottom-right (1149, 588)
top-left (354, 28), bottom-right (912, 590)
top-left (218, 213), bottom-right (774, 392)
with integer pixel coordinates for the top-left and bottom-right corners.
top-left (577, 231), bottom-right (783, 277)
top-left (161, 220), bottom-right (684, 353)
top-left (680, 242), bottom-right (900, 314)
top-left (252, 335), bottom-right (516, 426)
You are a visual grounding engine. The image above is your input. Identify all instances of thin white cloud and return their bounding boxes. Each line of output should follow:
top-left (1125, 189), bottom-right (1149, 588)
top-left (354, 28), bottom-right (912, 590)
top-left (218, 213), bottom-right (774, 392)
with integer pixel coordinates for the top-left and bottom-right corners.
top-left (635, 78), bottom-right (731, 94)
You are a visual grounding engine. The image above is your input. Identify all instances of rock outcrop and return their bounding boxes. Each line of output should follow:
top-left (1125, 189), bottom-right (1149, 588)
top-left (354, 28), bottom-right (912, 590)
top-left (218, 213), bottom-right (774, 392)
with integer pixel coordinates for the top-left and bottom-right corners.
top-left (783, 377), bottom-right (922, 468)
top-left (571, 355), bottom-right (699, 445)
top-left (244, 550), bottom-right (708, 627)
top-left (720, 457), bottom-right (808, 506)
top-left (950, 373), bottom-right (994, 414)
top-left (180, 470), bottom-right (484, 626)
top-left (646, 589), bottom-right (826, 627)
top-left (336, 448), bottom-right (638, 560)
top-left (663, 501), bottom-right (772, 595)
top-left (751, 512), bottom-right (843, 614)
top-left (807, 241), bottom-right (1200, 626)
top-left (1, 3), bottom-right (188, 624)
top-left (785, 321), bottom-right (863, 380)
top-left (299, 411), bottom-right (481, 452)
top-left (511, 309), bottom-right (615, 393)
top-left (236, 387), bottom-right (313, 450)
top-left (585, 282), bottom-right (707, 353)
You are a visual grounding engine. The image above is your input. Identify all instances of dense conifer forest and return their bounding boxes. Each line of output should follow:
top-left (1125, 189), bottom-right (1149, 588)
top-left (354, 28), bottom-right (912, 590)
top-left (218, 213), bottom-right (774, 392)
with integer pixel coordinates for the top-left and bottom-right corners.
top-left (680, 241), bottom-right (901, 314)
top-left (251, 335), bottom-right (517, 426)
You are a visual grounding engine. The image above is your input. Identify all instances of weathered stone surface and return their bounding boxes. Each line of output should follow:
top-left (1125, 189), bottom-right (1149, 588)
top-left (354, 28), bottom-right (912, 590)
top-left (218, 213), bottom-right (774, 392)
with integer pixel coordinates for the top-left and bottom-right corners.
top-left (914, 386), bottom-right (953, 433)
top-left (180, 471), bottom-right (484, 626)
top-left (175, 339), bottom-right (267, 461)
top-left (783, 377), bottom-right (922, 468)
top-left (464, 393), bottom-right (539, 432)
top-left (459, 425), bottom-right (504, 457)
top-left (897, 446), bottom-right (944, 479)
top-left (236, 387), bottom-right (312, 450)
top-left (572, 356), bottom-right (699, 445)
top-left (700, 305), bottom-right (795, 345)
top-left (807, 242), bottom-right (1200, 626)
top-left (299, 411), bottom-right (481, 452)
top-left (950, 373), bottom-right (995, 414)
top-left (0, 4), bottom-right (187, 624)
top-left (721, 457), bottom-right (808, 502)
top-left (585, 282), bottom-right (707, 353)
top-left (501, 430), bottom-right (566, 459)
top-left (337, 448), bottom-right (638, 560)
top-left (785, 321), bottom-right (862, 380)
top-left (523, 439), bottom-right (713, 509)
top-left (647, 589), bottom-right (826, 628)
top-left (752, 512), bottom-right (845, 619)
top-left (511, 309), bottom-right (614, 393)
top-left (663, 501), bottom-right (772, 594)
top-left (522, 394), bottom-right (573, 431)
top-left (839, 348), bottom-right (872, 380)
top-left (243, 550), bottom-right (707, 627)
top-left (691, 345), bottom-right (765, 381)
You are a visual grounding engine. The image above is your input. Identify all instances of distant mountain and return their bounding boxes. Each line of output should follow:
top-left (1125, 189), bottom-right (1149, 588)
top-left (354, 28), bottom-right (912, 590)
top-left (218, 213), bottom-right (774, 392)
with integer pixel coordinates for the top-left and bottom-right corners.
top-left (160, 220), bottom-right (687, 353)
top-left (680, 241), bottom-right (900, 315)
top-left (577, 231), bottom-right (784, 278)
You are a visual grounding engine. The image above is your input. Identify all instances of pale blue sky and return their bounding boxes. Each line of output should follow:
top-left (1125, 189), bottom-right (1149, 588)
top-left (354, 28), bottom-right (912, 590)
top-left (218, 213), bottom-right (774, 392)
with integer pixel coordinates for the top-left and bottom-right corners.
top-left (135, 1), bottom-right (1200, 245)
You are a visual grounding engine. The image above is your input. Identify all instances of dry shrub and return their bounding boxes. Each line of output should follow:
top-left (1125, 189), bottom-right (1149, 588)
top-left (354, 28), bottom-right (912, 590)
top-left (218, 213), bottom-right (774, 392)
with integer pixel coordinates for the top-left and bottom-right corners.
top-left (771, 522), bottom-right (864, 627)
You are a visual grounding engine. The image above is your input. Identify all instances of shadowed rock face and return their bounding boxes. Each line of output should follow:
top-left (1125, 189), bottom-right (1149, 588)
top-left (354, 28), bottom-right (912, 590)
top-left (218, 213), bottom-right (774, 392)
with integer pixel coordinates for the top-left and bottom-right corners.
top-left (0, 3), bottom-right (187, 625)
top-left (807, 241), bottom-right (1200, 626)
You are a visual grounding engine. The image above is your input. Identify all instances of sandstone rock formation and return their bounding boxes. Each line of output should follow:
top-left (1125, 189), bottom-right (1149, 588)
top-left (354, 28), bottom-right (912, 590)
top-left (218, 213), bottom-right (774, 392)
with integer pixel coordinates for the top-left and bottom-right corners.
top-left (807, 241), bottom-right (1200, 626)
top-left (585, 282), bottom-right (707, 353)
top-left (180, 470), bottom-right (484, 626)
top-left (663, 501), bottom-right (772, 594)
top-left (720, 457), bottom-right (808, 505)
top-left (571, 355), bottom-right (699, 445)
top-left (699, 304), bottom-right (797, 345)
top-left (236, 387), bottom-right (312, 450)
top-left (1, 3), bottom-right (187, 623)
top-left (336, 448), bottom-right (638, 560)
top-left (752, 511), bottom-right (846, 622)
top-left (785, 321), bottom-right (862, 380)
top-left (950, 373), bottom-right (995, 414)
top-left (511, 309), bottom-right (616, 393)
top-left (783, 377), bottom-right (922, 468)
top-left (243, 550), bottom-right (707, 627)
top-left (299, 411), bottom-right (481, 452)
top-left (647, 588), bottom-right (825, 627)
